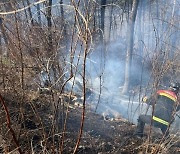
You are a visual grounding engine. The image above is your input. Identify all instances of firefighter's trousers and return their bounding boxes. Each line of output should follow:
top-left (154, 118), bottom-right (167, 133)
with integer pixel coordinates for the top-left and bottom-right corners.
top-left (135, 115), bottom-right (169, 137)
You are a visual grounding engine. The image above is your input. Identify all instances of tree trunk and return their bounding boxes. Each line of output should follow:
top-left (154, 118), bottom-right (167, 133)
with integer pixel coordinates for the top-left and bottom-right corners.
top-left (170, 0), bottom-right (177, 58)
top-left (0, 18), bottom-right (9, 57)
top-left (147, 1), bottom-right (151, 51)
top-left (46, 0), bottom-right (57, 83)
top-left (60, 0), bottom-right (67, 44)
top-left (36, 0), bottom-right (42, 26)
top-left (122, 0), bottom-right (139, 94)
top-left (108, 0), bottom-right (114, 41)
top-left (26, 0), bottom-right (34, 26)
top-left (100, 0), bottom-right (106, 42)
top-left (46, 0), bottom-right (53, 56)
top-left (137, 0), bottom-right (143, 56)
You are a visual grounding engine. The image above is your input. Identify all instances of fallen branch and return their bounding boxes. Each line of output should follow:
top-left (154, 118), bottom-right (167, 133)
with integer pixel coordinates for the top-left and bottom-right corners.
top-left (0, 0), bottom-right (46, 15)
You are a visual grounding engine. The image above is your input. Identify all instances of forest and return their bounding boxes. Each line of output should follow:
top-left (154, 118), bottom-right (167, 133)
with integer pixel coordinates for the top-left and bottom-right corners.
top-left (0, 0), bottom-right (179, 153)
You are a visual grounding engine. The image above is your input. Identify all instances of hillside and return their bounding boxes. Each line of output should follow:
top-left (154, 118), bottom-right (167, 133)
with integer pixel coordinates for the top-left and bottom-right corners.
top-left (0, 92), bottom-right (179, 154)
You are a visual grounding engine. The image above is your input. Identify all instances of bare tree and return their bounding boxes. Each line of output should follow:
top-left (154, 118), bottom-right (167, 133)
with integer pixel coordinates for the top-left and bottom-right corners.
top-left (100, 0), bottom-right (106, 42)
top-left (60, 0), bottom-right (67, 42)
top-left (26, 0), bottom-right (34, 26)
top-left (36, 0), bottom-right (42, 26)
top-left (122, 0), bottom-right (139, 94)
top-left (0, 18), bottom-right (9, 57)
top-left (46, 0), bottom-right (53, 56)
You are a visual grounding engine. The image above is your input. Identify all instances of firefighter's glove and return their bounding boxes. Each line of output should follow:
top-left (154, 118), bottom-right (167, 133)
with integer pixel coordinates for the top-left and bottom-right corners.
top-left (142, 96), bottom-right (148, 103)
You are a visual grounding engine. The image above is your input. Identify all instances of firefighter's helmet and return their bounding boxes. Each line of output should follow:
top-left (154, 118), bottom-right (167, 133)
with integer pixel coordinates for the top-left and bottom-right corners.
top-left (169, 82), bottom-right (179, 93)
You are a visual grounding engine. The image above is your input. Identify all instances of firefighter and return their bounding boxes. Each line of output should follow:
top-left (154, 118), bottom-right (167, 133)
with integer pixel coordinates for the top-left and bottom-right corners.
top-left (135, 82), bottom-right (180, 137)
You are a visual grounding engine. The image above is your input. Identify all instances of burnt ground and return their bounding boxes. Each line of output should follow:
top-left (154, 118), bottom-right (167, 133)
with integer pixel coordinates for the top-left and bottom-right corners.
top-left (56, 106), bottom-right (180, 154)
top-left (0, 93), bottom-right (180, 154)
top-left (59, 106), bottom-right (141, 154)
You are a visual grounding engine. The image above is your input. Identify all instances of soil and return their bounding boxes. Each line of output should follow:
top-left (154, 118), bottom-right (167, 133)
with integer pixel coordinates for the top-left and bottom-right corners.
top-left (0, 93), bottom-right (179, 154)
top-left (56, 106), bottom-right (180, 154)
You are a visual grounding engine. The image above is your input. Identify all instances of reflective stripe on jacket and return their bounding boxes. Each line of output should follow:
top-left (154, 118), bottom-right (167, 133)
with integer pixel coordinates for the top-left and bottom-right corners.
top-left (153, 116), bottom-right (169, 126)
top-left (157, 90), bottom-right (177, 102)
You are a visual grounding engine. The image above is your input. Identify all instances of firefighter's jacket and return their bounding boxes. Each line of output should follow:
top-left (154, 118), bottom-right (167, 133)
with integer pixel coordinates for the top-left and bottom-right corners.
top-left (146, 90), bottom-right (179, 126)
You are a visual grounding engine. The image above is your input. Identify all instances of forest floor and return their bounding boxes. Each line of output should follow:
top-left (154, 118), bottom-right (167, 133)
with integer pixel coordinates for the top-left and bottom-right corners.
top-left (54, 105), bottom-right (180, 154)
top-left (0, 92), bottom-right (180, 154)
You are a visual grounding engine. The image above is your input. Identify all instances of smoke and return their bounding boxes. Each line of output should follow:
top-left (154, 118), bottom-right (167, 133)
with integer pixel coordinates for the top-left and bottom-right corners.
top-left (35, 0), bottom-right (179, 131)
top-left (72, 40), bottom-right (146, 124)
